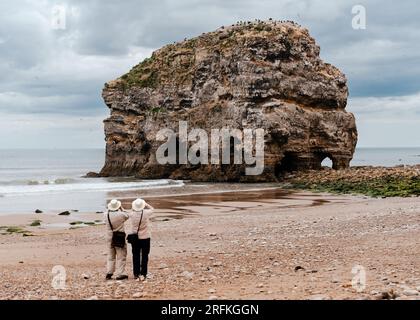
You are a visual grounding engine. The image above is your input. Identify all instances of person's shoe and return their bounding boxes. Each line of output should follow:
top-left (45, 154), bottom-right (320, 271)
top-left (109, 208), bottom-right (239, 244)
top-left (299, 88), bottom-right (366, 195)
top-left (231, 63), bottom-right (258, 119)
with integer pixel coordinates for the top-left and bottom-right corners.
top-left (105, 273), bottom-right (113, 280)
top-left (134, 275), bottom-right (139, 280)
top-left (116, 275), bottom-right (128, 280)
top-left (140, 275), bottom-right (146, 281)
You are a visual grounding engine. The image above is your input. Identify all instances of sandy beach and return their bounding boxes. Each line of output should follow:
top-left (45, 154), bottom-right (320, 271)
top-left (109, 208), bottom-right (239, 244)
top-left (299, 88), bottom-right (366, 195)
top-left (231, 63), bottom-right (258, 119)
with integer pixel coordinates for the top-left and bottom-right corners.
top-left (2, 0), bottom-right (420, 309)
top-left (0, 186), bottom-right (419, 300)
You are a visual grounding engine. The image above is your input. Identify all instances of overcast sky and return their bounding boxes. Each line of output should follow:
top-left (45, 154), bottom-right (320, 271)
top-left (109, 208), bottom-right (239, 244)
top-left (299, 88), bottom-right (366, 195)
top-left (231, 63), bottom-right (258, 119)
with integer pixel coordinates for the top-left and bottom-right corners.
top-left (0, 0), bottom-right (419, 148)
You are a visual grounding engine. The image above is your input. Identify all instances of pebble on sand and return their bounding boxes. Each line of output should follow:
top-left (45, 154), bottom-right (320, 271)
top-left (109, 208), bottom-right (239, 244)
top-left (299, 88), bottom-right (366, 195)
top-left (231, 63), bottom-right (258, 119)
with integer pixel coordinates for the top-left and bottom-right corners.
top-left (308, 294), bottom-right (331, 300)
top-left (377, 290), bottom-right (398, 300)
top-left (402, 289), bottom-right (418, 296)
top-left (181, 271), bottom-right (194, 279)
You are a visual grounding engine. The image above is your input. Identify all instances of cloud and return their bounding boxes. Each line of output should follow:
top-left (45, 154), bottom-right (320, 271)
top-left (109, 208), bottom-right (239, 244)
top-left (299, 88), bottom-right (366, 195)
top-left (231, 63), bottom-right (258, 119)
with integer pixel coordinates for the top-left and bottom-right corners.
top-left (0, 111), bottom-right (107, 149)
top-left (0, 0), bottom-right (419, 147)
top-left (349, 92), bottom-right (420, 119)
top-left (0, 47), bottom-right (153, 115)
top-left (348, 93), bottom-right (420, 147)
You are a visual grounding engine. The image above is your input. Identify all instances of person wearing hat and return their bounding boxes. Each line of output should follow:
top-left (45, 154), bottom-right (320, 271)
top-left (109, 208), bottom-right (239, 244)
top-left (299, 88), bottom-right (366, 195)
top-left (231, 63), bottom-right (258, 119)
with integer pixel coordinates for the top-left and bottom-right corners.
top-left (105, 199), bottom-right (129, 280)
top-left (127, 198), bottom-right (154, 280)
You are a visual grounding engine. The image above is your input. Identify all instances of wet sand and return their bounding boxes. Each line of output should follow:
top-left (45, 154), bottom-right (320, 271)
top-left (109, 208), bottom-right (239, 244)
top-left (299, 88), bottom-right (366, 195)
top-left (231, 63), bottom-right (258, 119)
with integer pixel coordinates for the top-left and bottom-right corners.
top-left (0, 187), bottom-right (419, 300)
top-left (0, 187), bottom-right (344, 229)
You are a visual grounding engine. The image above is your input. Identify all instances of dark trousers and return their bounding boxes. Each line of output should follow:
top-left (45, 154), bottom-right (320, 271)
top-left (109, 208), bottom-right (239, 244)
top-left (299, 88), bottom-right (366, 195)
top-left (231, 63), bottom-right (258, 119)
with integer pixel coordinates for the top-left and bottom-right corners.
top-left (131, 238), bottom-right (150, 277)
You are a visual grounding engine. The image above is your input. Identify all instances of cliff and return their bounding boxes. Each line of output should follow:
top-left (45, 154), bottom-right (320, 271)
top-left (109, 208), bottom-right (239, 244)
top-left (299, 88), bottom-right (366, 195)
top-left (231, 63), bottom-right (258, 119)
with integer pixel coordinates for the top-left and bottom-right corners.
top-left (99, 20), bottom-right (357, 181)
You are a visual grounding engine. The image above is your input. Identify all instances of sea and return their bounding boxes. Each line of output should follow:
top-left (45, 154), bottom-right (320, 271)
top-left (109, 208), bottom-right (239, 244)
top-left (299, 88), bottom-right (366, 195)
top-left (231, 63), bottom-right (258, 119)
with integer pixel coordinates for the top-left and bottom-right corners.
top-left (0, 148), bottom-right (419, 214)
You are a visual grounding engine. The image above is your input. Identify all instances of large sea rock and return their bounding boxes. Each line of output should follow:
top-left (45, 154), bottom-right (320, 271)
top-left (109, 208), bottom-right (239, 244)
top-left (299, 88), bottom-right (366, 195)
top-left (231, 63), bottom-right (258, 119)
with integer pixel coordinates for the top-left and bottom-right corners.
top-left (99, 20), bottom-right (357, 182)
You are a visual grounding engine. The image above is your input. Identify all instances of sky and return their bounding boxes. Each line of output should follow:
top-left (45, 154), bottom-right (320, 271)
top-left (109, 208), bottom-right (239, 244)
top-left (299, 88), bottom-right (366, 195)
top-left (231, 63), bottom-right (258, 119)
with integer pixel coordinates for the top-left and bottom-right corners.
top-left (0, 0), bottom-right (419, 149)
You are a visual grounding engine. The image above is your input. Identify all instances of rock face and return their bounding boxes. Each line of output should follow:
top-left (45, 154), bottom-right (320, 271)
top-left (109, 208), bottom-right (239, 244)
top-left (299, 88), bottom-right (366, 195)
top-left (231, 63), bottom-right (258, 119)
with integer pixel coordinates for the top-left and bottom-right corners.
top-left (100, 20), bottom-right (357, 182)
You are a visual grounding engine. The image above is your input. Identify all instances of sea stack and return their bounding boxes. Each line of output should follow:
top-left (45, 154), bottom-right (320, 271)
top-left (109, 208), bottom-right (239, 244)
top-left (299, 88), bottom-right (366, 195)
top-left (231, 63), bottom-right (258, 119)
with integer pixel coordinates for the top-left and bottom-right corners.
top-left (99, 20), bottom-right (357, 182)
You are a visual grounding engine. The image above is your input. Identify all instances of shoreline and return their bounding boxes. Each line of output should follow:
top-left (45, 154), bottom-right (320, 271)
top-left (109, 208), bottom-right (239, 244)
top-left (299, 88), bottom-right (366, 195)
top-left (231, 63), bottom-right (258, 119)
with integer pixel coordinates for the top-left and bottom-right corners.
top-left (1, 164), bottom-right (419, 215)
top-left (1, 166), bottom-right (419, 300)
top-left (0, 189), bottom-right (419, 300)
top-left (0, 186), bottom-right (348, 230)
top-left (0, 182), bottom-right (282, 217)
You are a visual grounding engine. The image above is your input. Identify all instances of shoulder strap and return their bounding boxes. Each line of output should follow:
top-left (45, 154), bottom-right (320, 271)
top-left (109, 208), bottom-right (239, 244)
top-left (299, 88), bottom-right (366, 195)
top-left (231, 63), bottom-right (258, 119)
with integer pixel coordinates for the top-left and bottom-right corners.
top-left (107, 211), bottom-right (114, 231)
top-left (136, 210), bottom-right (144, 233)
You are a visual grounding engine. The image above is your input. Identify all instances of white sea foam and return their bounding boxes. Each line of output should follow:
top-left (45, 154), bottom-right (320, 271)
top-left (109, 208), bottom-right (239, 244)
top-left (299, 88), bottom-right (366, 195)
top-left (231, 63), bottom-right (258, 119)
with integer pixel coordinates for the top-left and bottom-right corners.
top-left (0, 179), bottom-right (184, 196)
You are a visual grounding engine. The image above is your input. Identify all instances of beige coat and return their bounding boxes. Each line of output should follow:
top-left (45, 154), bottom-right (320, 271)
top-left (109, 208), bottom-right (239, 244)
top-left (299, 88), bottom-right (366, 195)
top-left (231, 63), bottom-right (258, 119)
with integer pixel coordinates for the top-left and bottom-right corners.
top-left (105, 210), bottom-right (129, 240)
top-left (104, 210), bottom-right (129, 276)
top-left (127, 208), bottom-right (153, 239)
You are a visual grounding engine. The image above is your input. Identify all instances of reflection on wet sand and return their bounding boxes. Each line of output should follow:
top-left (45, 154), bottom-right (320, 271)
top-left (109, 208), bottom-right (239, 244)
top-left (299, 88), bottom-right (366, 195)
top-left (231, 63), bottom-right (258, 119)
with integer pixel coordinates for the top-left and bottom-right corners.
top-left (118, 188), bottom-right (343, 222)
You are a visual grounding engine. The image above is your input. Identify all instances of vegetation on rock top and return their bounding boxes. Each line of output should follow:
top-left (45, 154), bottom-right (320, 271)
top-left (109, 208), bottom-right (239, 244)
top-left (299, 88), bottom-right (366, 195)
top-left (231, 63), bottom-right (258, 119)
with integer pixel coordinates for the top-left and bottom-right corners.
top-left (116, 19), bottom-right (306, 90)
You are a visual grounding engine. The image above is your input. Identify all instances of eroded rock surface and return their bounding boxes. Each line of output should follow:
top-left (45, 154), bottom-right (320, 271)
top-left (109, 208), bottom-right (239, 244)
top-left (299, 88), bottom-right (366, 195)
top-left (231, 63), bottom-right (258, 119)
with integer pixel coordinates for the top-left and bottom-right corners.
top-left (100, 20), bottom-right (357, 181)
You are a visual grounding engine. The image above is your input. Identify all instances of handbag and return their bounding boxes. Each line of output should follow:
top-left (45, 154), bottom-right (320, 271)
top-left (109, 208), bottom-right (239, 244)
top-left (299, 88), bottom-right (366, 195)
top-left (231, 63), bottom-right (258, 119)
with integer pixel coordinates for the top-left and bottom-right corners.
top-left (107, 212), bottom-right (126, 248)
top-left (127, 210), bottom-right (143, 244)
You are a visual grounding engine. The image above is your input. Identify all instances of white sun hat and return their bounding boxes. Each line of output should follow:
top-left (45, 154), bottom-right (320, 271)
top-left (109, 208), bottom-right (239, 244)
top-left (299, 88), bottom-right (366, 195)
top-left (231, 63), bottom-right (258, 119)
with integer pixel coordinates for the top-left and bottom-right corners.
top-left (107, 199), bottom-right (122, 211)
top-left (132, 198), bottom-right (146, 211)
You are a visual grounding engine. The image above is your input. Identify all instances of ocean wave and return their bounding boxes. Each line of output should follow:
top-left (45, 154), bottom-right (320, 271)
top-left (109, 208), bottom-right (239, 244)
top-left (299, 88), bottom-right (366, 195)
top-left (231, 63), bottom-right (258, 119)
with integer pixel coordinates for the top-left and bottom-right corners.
top-left (0, 178), bottom-right (78, 186)
top-left (0, 179), bottom-right (184, 196)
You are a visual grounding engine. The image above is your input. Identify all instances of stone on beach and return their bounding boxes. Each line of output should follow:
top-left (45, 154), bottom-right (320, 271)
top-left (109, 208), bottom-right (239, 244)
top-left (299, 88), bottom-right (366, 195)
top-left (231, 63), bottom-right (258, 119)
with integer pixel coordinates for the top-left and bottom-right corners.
top-left (181, 271), bottom-right (194, 279)
top-left (85, 172), bottom-right (101, 178)
top-left (132, 292), bottom-right (143, 298)
top-left (402, 289), bottom-right (418, 296)
top-left (308, 294), bottom-right (331, 300)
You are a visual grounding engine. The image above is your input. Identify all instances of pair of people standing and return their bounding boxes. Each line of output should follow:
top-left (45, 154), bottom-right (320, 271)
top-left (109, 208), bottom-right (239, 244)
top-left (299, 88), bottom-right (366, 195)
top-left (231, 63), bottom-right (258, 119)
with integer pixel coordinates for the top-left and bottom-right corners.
top-left (105, 198), bottom-right (154, 281)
